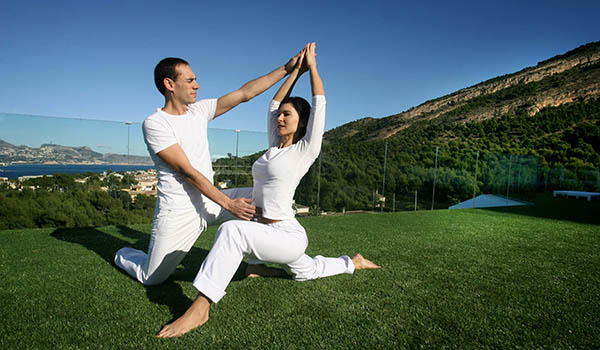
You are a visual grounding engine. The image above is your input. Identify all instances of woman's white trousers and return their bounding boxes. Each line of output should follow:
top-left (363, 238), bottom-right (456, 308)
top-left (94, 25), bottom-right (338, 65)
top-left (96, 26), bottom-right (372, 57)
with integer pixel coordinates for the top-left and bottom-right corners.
top-left (193, 219), bottom-right (354, 303)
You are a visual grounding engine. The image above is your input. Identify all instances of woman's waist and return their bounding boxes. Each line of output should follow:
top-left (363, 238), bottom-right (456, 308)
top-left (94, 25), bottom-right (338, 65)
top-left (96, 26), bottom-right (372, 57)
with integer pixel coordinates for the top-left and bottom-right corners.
top-left (254, 207), bottom-right (296, 224)
top-left (255, 207), bottom-right (280, 224)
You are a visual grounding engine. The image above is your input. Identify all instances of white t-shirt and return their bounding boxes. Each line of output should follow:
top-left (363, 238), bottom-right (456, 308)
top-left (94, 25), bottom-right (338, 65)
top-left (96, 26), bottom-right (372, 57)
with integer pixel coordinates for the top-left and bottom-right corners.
top-left (252, 95), bottom-right (326, 220)
top-left (143, 99), bottom-right (217, 209)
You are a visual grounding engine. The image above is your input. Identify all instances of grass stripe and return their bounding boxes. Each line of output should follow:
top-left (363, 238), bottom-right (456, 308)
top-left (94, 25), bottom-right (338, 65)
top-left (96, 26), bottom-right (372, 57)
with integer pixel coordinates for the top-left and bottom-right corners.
top-left (1, 206), bottom-right (599, 349)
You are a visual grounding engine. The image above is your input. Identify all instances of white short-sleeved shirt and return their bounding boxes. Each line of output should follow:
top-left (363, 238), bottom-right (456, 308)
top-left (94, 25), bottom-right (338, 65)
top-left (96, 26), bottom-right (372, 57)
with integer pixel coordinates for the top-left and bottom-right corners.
top-left (252, 95), bottom-right (326, 220)
top-left (143, 99), bottom-right (217, 209)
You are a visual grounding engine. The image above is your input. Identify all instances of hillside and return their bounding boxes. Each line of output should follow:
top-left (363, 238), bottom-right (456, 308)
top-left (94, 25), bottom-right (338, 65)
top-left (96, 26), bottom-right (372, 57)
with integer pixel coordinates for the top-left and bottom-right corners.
top-left (218, 42), bottom-right (600, 212)
top-left (325, 41), bottom-right (600, 143)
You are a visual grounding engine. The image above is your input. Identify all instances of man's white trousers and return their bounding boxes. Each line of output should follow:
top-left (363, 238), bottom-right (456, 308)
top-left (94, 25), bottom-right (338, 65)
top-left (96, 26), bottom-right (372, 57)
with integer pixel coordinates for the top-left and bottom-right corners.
top-left (114, 187), bottom-right (252, 285)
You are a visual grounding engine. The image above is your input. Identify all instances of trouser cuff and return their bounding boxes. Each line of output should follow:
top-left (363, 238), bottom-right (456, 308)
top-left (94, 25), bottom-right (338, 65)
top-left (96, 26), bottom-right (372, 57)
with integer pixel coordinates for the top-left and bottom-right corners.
top-left (342, 255), bottom-right (355, 274)
top-left (193, 274), bottom-right (226, 303)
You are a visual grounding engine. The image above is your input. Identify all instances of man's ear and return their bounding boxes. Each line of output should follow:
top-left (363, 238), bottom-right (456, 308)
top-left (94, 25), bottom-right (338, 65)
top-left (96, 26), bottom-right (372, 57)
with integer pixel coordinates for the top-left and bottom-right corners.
top-left (164, 77), bottom-right (175, 93)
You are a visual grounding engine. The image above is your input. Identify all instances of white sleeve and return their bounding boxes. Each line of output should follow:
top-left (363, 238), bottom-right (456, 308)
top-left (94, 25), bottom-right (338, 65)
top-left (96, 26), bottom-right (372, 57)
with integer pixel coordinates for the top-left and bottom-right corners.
top-left (143, 117), bottom-right (176, 155)
top-left (188, 99), bottom-right (218, 121)
top-left (267, 100), bottom-right (281, 148)
top-left (298, 95), bottom-right (326, 157)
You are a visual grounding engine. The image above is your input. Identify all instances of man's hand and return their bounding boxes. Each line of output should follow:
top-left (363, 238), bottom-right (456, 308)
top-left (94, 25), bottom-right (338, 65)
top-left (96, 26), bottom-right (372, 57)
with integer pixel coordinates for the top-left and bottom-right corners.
top-left (285, 49), bottom-right (305, 74)
top-left (157, 144), bottom-right (256, 219)
top-left (227, 198), bottom-right (256, 221)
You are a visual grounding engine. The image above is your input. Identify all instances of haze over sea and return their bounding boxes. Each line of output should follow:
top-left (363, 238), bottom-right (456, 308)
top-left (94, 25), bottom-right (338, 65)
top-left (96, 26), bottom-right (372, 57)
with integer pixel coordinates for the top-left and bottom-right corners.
top-left (0, 164), bottom-right (155, 180)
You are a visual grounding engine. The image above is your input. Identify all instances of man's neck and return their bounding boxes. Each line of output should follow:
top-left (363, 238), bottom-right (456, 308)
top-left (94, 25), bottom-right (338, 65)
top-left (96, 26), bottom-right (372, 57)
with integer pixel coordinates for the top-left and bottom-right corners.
top-left (162, 99), bottom-right (188, 115)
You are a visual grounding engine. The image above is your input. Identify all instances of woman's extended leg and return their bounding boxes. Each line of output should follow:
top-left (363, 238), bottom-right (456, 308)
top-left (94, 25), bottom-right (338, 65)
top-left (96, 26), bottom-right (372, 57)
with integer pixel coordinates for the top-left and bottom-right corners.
top-left (284, 251), bottom-right (380, 281)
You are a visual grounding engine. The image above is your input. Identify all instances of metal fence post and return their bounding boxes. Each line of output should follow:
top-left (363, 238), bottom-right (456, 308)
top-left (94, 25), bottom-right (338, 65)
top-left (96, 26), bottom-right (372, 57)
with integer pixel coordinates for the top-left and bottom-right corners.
top-left (382, 142), bottom-right (388, 212)
top-left (506, 155), bottom-right (512, 205)
top-left (234, 129), bottom-right (240, 187)
top-left (473, 150), bottom-right (479, 199)
top-left (431, 146), bottom-right (438, 210)
top-left (316, 152), bottom-right (321, 214)
top-left (415, 190), bottom-right (418, 211)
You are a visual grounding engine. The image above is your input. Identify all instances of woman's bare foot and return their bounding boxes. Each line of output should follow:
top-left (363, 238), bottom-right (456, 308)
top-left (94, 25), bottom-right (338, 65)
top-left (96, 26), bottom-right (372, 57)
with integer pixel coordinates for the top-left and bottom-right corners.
top-left (245, 264), bottom-right (287, 278)
top-left (156, 295), bottom-right (211, 338)
top-left (352, 253), bottom-right (381, 270)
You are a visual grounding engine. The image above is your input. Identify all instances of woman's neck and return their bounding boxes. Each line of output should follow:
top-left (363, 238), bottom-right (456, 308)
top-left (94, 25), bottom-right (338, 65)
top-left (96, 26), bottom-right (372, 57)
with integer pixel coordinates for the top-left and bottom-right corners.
top-left (279, 135), bottom-right (293, 148)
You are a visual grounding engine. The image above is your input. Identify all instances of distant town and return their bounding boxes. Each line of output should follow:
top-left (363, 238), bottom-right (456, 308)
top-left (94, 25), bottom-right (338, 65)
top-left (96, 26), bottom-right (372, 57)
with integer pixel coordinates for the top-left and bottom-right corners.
top-left (0, 168), bottom-right (158, 201)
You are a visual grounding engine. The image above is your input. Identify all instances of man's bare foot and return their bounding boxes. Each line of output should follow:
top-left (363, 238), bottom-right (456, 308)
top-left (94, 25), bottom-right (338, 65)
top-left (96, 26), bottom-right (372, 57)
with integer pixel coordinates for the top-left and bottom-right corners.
top-left (245, 264), bottom-right (287, 278)
top-left (352, 253), bottom-right (381, 270)
top-left (156, 295), bottom-right (210, 338)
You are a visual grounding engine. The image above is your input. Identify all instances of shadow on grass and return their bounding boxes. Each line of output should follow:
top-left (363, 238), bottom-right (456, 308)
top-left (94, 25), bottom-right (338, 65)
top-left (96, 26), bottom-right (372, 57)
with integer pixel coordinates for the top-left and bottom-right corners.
top-left (50, 225), bottom-right (141, 264)
top-left (50, 225), bottom-right (250, 319)
top-left (481, 193), bottom-right (600, 225)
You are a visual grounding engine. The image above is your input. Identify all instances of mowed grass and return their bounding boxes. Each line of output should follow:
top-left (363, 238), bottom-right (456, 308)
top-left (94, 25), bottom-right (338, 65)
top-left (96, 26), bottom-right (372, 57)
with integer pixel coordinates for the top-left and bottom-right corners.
top-left (1, 200), bottom-right (599, 349)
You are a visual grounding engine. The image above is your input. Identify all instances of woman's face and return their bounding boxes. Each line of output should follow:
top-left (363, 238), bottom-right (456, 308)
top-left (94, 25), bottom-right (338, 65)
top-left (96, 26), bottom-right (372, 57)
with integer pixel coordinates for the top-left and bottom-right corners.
top-left (277, 103), bottom-right (302, 138)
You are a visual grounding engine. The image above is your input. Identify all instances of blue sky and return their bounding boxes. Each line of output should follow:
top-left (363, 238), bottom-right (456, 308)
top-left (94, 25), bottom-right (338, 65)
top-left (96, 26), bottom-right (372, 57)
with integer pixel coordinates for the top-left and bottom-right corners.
top-left (1, 0), bottom-right (599, 154)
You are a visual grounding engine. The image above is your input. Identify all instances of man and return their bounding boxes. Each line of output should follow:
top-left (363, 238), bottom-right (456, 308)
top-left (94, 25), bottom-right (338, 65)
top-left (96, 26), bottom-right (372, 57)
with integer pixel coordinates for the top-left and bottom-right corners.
top-left (114, 51), bottom-right (302, 285)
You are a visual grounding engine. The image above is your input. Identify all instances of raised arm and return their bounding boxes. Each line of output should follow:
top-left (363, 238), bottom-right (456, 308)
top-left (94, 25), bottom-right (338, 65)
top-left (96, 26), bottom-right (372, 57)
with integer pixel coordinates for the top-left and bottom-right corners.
top-left (273, 48), bottom-right (306, 102)
top-left (214, 50), bottom-right (304, 118)
top-left (305, 42), bottom-right (324, 96)
top-left (296, 43), bottom-right (326, 157)
top-left (157, 144), bottom-right (255, 220)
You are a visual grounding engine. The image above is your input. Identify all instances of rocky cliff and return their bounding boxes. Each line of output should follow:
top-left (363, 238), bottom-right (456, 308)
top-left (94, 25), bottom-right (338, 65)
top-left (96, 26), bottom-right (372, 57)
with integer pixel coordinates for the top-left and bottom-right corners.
top-left (326, 41), bottom-right (600, 142)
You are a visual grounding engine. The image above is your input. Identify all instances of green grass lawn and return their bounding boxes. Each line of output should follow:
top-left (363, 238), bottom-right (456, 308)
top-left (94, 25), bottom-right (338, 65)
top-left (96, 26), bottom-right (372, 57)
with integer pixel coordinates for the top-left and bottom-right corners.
top-left (1, 197), bottom-right (599, 349)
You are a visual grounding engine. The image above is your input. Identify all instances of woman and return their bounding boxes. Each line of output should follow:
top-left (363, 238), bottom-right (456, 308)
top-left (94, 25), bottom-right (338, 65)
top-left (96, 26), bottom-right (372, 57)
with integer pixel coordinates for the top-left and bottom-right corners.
top-left (157, 43), bottom-right (380, 338)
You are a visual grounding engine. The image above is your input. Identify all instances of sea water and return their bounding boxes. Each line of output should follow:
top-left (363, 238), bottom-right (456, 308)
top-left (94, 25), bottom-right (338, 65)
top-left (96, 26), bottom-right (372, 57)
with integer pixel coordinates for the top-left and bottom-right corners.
top-left (0, 164), bottom-right (155, 179)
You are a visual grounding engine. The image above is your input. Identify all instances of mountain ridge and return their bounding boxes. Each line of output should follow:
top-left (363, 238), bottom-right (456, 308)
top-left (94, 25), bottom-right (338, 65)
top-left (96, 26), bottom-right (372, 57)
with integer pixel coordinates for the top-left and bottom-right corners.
top-left (325, 41), bottom-right (600, 142)
top-left (0, 139), bottom-right (152, 165)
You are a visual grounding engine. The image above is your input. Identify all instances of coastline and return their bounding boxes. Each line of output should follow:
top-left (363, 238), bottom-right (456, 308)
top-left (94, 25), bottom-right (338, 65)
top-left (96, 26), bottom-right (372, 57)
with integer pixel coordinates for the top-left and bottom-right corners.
top-left (0, 163), bottom-right (156, 180)
top-left (2, 161), bottom-right (153, 166)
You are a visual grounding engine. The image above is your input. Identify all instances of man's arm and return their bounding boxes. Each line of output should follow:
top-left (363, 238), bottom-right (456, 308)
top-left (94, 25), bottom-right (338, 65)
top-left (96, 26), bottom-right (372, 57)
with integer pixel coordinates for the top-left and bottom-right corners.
top-left (273, 48), bottom-right (306, 103)
top-left (214, 51), bottom-right (303, 117)
top-left (157, 143), bottom-right (255, 220)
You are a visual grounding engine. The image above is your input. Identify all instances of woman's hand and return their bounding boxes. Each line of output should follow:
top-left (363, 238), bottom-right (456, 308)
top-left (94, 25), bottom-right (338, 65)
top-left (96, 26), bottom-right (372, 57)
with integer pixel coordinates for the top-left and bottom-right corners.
top-left (305, 42), bottom-right (317, 70)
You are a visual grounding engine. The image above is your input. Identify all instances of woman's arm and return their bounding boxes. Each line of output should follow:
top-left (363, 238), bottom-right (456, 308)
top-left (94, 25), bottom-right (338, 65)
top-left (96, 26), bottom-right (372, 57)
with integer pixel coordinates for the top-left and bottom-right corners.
top-left (305, 43), bottom-right (324, 96)
top-left (298, 43), bottom-right (326, 157)
top-left (268, 47), bottom-right (307, 147)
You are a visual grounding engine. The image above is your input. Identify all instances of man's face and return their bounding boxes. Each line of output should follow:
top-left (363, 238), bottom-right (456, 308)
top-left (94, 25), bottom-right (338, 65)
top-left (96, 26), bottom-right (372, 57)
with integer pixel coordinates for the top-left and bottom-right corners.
top-left (170, 64), bottom-right (199, 105)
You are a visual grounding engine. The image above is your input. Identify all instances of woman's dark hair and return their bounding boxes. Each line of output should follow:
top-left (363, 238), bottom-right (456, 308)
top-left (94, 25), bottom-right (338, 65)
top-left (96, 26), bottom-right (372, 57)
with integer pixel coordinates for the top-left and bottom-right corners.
top-left (154, 57), bottom-right (189, 96)
top-left (280, 96), bottom-right (311, 141)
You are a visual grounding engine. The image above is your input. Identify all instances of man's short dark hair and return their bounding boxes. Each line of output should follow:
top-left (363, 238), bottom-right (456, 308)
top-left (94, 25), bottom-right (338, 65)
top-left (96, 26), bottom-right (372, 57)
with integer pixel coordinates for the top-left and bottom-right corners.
top-left (154, 57), bottom-right (189, 96)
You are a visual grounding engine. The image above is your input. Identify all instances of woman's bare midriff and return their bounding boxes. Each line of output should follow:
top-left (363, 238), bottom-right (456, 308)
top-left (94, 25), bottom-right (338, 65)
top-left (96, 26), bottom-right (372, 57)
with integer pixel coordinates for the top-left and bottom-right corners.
top-left (255, 207), bottom-right (281, 224)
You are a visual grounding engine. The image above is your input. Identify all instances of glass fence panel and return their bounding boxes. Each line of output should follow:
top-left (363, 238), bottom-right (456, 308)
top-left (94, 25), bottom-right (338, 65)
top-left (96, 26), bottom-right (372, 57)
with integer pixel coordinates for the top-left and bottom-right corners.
top-left (1, 112), bottom-right (598, 217)
top-left (0, 113), bottom-right (269, 166)
top-left (0, 112), bottom-right (132, 155)
top-left (211, 129), bottom-right (268, 188)
top-left (299, 145), bottom-right (599, 214)
top-left (208, 128), bottom-right (268, 160)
